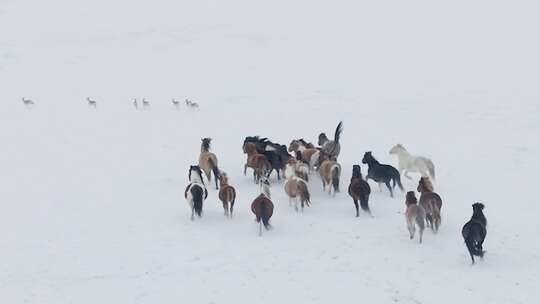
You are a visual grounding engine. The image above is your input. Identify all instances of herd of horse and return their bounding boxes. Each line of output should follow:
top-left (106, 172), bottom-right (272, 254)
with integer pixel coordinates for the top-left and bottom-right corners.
top-left (184, 122), bottom-right (488, 265)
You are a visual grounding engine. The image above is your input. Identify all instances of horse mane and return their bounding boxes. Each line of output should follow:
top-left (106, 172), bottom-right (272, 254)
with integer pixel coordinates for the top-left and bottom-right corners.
top-left (417, 177), bottom-right (433, 193)
top-left (189, 165), bottom-right (205, 185)
top-left (352, 165), bottom-right (362, 179)
top-left (363, 152), bottom-right (379, 164)
top-left (405, 191), bottom-right (417, 205)
top-left (201, 138), bottom-right (211, 152)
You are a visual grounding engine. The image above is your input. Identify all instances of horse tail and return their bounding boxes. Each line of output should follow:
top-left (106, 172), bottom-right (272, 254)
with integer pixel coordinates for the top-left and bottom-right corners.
top-left (333, 121), bottom-right (343, 143)
top-left (360, 194), bottom-right (370, 213)
top-left (207, 157), bottom-right (220, 182)
top-left (191, 186), bottom-right (204, 217)
top-left (297, 180), bottom-right (311, 206)
top-left (331, 164), bottom-right (341, 193)
top-left (393, 170), bottom-right (404, 191)
top-left (427, 160), bottom-right (436, 180)
top-left (415, 210), bottom-right (425, 231)
top-left (261, 202), bottom-right (271, 229)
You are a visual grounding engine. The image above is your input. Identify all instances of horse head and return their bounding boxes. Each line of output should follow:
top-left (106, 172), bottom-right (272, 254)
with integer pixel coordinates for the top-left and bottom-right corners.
top-left (288, 140), bottom-right (299, 152)
top-left (472, 202), bottom-right (485, 212)
top-left (201, 138), bottom-right (212, 152)
top-left (318, 133), bottom-right (329, 146)
top-left (406, 191), bottom-right (417, 206)
top-left (352, 165), bottom-right (362, 179)
top-left (362, 152), bottom-right (375, 165)
top-left (389, 144), bottom-right (405, 155)
top-left (189, 165), bottom-right (204, 184)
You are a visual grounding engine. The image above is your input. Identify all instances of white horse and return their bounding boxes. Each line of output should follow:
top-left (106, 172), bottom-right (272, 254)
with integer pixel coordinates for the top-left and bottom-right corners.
top-left (389, 144), bottom-right (435, 180)
top-left (184, 165), bottom-right (208, 220)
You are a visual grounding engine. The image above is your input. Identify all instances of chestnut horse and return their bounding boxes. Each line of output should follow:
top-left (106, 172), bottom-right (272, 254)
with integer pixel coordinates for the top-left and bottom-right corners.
top-left (218, 172), bottom-right (236, 218)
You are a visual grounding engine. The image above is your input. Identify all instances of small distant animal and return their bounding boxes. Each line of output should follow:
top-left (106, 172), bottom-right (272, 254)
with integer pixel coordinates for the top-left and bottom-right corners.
top-left (172, 99), bottom-right (180, 109)
top-left (405, 191), bottom-right (426, 244)
top-left (142, 98), bottom-right (150, 109)
top-left (185, 98), bottom-right (199, 109)
top-left (184, 165), bottom-right (208, 220)
top-left (348, 165), bottom-right (372, 217)
top-left (318, 159), bottom-right (341, 196)
top-left (243, 142), bottom-right (272, 184)
top-left (462, 203), bottom-right (487, 264)
top-left (133, 98), bottom-right (138, 110)
top-left (288, 139), bottom-right (320, 172)
top-left (417, 177), bottom-right (442, 232)
top-left (218, 172), bottom-right (236, 218)
top-left (251, 177), bottom-right (274, 236)
top-left (389, 144), bottom-right (435, 180)
top-left (318, 121), bottom-right (343, 160)
top-left (198, 138), bottom-right (220, 190)
top-left (284, 162), bottom-right (311, 212)
top-left (362, 152), bottom-right (403, 198)
top-left (86, 97), bottom-right (97, 108)
top-left (22, 97), bottom-right (34, 107)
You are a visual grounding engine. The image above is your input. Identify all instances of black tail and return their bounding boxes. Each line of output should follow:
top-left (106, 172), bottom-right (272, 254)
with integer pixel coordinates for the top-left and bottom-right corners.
top-left (333, 121), bottom-right (343, 143)
top-left (359, 195), bottom-right (370, 213)
top-left (392, 171), bottom-right (404, 191)
top-left (261, 203), bottom-right (271, 229)
top-left (332, 164), bottom-right (341, 193)
top-left (208, 157), bottom-right (220, 189)
top-left (191, 186), bottom-right (204, 217)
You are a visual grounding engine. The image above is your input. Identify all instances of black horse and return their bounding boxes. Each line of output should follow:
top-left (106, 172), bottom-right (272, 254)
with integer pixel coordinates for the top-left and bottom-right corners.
top-left (348, 165), bottom-right (371, 217)
top-left (244, 136), bottom-right (292, 180)
top-left (361, 152), bottom-right (403, 198)
top-left (462, 203), bottom-right (487, 264)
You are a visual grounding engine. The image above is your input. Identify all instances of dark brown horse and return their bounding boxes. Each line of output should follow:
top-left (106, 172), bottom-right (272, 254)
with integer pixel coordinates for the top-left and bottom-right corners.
top-left (251, 177), bottom-right (274, 236)
top-left (417, 177), bottom-right (442, 232)
top-left (348, 165), bottom-right (371, 217)
top-left (218, 172), bottom-right (236, 218)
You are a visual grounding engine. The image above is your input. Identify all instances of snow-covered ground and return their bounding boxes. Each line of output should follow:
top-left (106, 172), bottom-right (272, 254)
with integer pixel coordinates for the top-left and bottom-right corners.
top-left (1, 1), bottom-right (539, 303)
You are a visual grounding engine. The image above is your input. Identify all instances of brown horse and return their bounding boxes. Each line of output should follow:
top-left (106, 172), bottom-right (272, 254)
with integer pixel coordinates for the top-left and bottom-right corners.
top-left (284, 164), bottom-right (311, 212)
top-left (417, 177), bottom-right (442, 232)
top-left (288, 139), bottom-right (320, 172)
top-left (405, 191), bottom-right (426, 244)
top-left (199, 138), bottom-right (220, 189)
top-left (251, 177), bottom-right (274, 236)
top-left (318, 159), bottom-right (341, 196)
top-left (348, 165), bottom-right (371, 217)
top-left (244, 142), bottom-right (272, 183)
top-left (218, 172), bottom-right (236, 218)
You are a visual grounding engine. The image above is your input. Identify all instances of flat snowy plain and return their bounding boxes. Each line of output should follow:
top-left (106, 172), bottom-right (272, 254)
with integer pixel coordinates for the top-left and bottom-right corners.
top-left (1, 1), bottom-right (539, 303)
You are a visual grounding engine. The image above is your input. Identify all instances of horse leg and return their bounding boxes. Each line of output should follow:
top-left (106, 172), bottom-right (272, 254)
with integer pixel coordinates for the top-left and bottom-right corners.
top-left (244, 163), bottom-right (247, 176)
top-left (419, 227), bottom-right (423, 244)
top-left (229, 202), bottom-right (234, 218)
top-left (222, 202), bottom-right (228, 217)
top-left (191, 208), bottom-right (195, 221)
top-left (353, 199), bottom-right (359, 217)
top-left (214, 173), bottom-right (219, 190)
top-left (259, 221), bottom-right (263, 237)
top-left (385, 181), bottom-right (393, 197)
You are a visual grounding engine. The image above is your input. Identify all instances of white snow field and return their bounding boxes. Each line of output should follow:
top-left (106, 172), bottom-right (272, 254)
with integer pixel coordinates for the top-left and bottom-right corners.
top-left (1, 0), bottom-right (540, 303)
